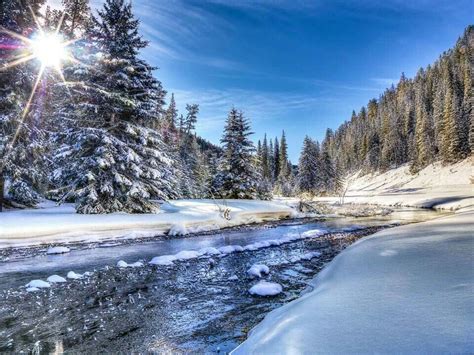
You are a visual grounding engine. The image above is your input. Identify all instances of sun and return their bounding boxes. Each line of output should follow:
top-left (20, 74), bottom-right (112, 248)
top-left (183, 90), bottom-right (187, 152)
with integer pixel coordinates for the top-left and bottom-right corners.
top-left (30, 33), bottom-right (69, 68)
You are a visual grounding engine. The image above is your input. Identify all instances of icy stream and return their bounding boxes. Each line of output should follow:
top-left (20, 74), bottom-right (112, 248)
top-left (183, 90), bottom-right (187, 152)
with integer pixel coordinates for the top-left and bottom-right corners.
top-left (0, 208), bottom-right (444, 353)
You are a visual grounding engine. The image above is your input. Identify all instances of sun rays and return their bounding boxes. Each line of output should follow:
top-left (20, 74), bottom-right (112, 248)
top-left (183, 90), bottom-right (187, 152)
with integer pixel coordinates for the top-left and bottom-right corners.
top-left (0, 6), bottom-right (81, 162)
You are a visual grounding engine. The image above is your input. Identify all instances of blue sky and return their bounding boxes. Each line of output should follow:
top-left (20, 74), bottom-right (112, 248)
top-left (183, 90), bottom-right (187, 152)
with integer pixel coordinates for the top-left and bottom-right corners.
top-left (50, 0), bottom-right (473, 161)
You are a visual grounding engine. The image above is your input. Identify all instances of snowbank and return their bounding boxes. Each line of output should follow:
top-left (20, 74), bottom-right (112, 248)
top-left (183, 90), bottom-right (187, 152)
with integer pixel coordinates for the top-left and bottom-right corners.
top-left (0, 199), bottom-right (296, 248)
top-left (233, 210), bottom-right (474, 353)
top-left (318, 158), bottom-right (473, 210)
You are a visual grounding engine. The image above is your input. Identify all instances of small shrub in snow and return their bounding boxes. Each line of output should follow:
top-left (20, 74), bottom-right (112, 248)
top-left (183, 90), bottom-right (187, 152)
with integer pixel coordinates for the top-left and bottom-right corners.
top-left (169, 223), bottom-right (188, 236)
top-left (249, 281), bottom-right (283, 296)
top-left (247, 264), bottom-right (270, 278)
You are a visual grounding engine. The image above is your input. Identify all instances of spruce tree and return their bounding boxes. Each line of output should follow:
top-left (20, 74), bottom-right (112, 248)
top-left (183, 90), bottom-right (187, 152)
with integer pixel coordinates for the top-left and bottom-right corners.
top-left (53, 0), bottom-right (178, 213)
top-left (214, 108), bottom-right (258, 199)
top-left (296, 136), bottom-right (319, 196)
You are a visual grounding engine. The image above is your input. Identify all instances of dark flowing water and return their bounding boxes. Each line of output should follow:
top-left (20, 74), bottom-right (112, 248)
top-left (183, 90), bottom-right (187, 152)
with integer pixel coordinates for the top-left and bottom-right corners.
top-left (0, 208), bottom-right (443, 353)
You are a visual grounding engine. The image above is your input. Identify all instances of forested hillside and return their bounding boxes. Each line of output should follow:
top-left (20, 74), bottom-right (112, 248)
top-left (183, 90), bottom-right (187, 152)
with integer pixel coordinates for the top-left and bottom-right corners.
top-left (293, 26), bottom-right (473, 197)
top-left (324, 26), bottom-right (473, 174)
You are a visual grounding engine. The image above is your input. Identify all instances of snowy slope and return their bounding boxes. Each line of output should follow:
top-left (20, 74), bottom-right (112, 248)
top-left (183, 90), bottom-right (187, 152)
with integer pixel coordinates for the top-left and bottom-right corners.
top-left (233, 210), bottom-right (474, 354)
top-left (0, 199), bottom-right (296, 248)
top-left (318, 157), bottom-right (473, 210)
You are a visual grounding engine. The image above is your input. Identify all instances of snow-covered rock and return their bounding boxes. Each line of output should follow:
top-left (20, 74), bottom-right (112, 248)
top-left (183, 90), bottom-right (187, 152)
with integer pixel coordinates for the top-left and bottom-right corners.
top-left (228, 275), bottom-right (239, 281)
top-left (218, 245), bottom-right (244, 254)
top-left (174, 250), bottom-right (200, 260)
top-left (249, 281), bottom-right (283, 296)
top-left (247, 264), bottom-right (270, 278)
top-left (117, 260), bottom-right (143, 268)
top-left (149, 255), bottom-right (176, 266)
top-left (47, 275), bottom-right (67, 283)
top-left (67, 271), bottom-right (83, 279)
top-left (26, 280), bottom-right (50, 288)
top-left (46, 246), bottom-right (70, 255)
top-left (198, 247), bottom-right (221, 256)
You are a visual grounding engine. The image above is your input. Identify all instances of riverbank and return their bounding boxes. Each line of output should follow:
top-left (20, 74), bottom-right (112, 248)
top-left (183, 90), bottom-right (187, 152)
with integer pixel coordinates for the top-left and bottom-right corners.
top-left (233, 209), bottom-right (474, 354)
top-left (0, 199), bottom-right (296, 249)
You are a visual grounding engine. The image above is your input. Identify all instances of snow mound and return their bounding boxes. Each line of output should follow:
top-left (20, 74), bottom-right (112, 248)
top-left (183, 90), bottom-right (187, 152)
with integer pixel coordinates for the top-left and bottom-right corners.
top-left (247, 264), bottom-right (270, 278)
top-left (67, 271), bottom-right (83, 279)
top-left (228, 275), bottom-right (239, 281)
top-left (47, 275), bottom-right (67, 283)
top-left (249, 281), bottom-right (283, 296)
top-left (149, 255), bottom-right (176, 266)
top-left (26, 280), bottom-right (50, 288)
top-left (26, 287), bottom-right (40, 292)
top-left (46, 246), bottom-right (70, 254)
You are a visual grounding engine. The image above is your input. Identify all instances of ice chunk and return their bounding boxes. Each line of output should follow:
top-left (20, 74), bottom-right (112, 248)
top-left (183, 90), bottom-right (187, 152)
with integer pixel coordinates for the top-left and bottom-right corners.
top-left (46, 246), bottom-right (70, 254)
top-left (247, 264), bottom-right (270, 278)
top-left (117, 260), bottom-right (128, 268)
top-left (47, 275), bottom-right (67, 283)
top-left (249, 281), bottom-right (283, 296)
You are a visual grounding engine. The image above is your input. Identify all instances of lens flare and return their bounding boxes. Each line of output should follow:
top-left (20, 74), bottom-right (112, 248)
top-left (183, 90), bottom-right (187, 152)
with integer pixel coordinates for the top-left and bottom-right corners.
top-left (30, 33), bottom-right (68, 68)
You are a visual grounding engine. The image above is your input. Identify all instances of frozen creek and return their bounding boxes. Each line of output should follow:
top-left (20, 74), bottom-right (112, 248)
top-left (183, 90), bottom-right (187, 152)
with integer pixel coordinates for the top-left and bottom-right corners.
top-left (0, 208), bottom-right (443, 353)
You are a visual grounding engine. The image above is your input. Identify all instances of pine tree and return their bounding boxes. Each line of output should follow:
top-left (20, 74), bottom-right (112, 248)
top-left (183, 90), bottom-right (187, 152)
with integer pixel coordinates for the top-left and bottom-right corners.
top-left (273, 137), bottom-right (280, 181)
top-left (214, 108), bottom-right (258, 199)
top-left (261, 134), bottom-right (270, 179)
top-left (278, 130), bottom-right (289, 178)
top-left (53, 0), bottom-right (178, 213)
top-left (162, 93), bottom-right (178, 143)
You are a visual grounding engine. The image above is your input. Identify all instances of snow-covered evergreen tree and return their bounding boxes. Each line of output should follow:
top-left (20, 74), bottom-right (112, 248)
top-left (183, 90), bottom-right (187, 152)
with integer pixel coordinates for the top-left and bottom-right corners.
top-left (214, 108), bottom-right (258, 199)
top-left (0, 0), bottom-right (47, 209)
top-left (52, 0), bottom-right (179, 213)
top-left (296, 136), bottom-right (319, 196)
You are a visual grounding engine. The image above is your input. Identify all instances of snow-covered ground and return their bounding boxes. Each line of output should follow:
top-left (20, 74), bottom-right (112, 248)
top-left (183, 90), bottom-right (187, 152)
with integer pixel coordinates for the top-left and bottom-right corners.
top-left (0, 199), bottom-right (296, 248)
top-left (233, 210), bottom-right (474, 354)
top-left (317, 158), bottom-right (473, 210)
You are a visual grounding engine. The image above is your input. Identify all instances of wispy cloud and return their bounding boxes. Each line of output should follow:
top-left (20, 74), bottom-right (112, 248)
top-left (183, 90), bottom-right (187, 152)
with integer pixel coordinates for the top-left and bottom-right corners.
top-left (171, 87), bottom-right (339, 131)
top-left (370, 77), bottom-right (398, 87)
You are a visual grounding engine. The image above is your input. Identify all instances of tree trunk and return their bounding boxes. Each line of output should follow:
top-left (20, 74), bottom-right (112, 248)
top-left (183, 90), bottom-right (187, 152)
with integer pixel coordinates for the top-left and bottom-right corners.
top-left (0, 174), bottom-right (4, 212)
